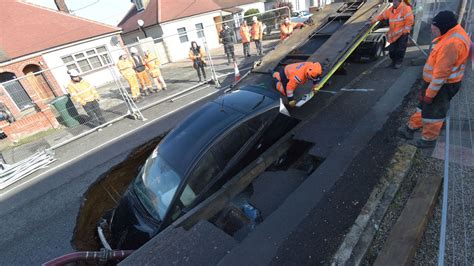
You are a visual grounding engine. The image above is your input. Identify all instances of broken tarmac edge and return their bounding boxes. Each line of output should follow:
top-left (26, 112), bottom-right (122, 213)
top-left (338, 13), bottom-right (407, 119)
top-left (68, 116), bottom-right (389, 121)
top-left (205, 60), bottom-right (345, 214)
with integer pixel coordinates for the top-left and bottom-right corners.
top-left (331, 143), bottom-right (417, 265)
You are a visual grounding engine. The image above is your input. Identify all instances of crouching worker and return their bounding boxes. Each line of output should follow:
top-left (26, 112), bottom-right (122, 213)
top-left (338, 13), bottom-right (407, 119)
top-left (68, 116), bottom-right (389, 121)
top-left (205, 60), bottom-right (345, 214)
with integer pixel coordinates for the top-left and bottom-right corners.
top-left (66, 69), bottom-right (106, 128)
top-left (272, 62), bottom-right (322, 107)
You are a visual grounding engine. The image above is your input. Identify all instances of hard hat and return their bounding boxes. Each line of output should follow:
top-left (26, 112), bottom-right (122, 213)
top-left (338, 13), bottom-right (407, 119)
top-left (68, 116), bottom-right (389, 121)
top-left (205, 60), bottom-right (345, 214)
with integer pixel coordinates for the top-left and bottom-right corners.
top-left (130, 47), bottom-right (138, 54)
top-left (252, 16), bottom-right (258, 21)
top-left (306, 62), bottom-right (322, 81)
top-left (68, 69), bottom-right (80, 77)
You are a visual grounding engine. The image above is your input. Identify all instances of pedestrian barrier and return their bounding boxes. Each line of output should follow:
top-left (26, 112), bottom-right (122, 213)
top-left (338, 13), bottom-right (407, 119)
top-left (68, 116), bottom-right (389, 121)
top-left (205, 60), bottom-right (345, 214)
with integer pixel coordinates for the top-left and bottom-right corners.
top-left (0, 8), bottom-right (288, 187)
top-left (410, 0), bottom-right (474, 264)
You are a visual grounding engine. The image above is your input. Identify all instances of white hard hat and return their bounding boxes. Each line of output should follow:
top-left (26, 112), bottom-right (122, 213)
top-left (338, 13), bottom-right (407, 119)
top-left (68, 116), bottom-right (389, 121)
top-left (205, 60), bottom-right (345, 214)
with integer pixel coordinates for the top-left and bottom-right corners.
top-left (252, 16), bottom-right (258, 21)
top-left (130, 47), bottom-right (138, 54)
top-left (68, 69), bottom-right (79, 77)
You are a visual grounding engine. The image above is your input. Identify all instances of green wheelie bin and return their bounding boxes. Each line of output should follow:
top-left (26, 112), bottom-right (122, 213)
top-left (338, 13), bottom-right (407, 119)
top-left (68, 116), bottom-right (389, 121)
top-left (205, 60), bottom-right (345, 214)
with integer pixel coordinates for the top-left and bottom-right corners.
top-left (50, 95), bottom-right (80, 128)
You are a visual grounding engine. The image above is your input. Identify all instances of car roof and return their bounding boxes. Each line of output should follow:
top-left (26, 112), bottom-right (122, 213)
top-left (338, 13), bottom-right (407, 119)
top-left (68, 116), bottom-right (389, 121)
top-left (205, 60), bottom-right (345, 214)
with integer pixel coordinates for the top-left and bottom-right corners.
top-left (158, 85), bottom-right (279, 177)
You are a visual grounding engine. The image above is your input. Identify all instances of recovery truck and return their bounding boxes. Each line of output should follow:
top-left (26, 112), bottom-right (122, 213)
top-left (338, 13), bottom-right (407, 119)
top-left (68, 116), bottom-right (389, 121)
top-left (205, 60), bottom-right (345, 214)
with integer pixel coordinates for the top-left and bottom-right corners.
top-left (235, 0), bottom-right (389, 107)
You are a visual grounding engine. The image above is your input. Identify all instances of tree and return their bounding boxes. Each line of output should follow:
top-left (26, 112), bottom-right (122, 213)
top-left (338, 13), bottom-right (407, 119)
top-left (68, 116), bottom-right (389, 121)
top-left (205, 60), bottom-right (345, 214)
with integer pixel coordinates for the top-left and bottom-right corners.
top-left (260, 11), bottom-right (276, 34)
top-left (244, 8), bottom-right (261, 25)
top-left (274, 0), bottom-right (293, 20)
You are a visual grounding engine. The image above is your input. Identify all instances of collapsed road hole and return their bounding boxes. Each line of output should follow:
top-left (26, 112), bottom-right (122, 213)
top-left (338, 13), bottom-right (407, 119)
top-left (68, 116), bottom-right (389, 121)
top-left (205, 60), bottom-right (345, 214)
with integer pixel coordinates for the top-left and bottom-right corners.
top-left (72, 123), bottom-right (312, 251)
top-left (210, 140), bottom-right (324, 240)
top-left (72, 135), bottom-right (164, 251)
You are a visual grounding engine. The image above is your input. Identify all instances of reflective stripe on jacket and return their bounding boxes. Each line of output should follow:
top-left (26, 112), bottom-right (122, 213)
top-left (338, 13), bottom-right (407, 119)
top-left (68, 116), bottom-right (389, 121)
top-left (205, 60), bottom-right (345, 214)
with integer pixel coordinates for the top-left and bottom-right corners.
top-left (67, 79), bottom-right (100, 106)
top-left (280, 22), bottom-right (303, 40)
top-left (117, 58), bottom-right (136, 77)
top-left (376, 2), bottom-right (414, 43)
top-left (240, 25), bottom-right (251, 43)
top-left (251, 21), bottom-right (263, 40)
top-left (423, 24), bottom-right (471, 98)
top-left (283, 62), bottom-right (317, 98)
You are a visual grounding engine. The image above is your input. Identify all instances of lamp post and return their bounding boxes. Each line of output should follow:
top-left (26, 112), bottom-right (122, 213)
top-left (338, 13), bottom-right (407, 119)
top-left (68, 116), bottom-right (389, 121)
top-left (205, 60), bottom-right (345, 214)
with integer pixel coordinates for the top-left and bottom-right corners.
top-left (137, 19), bottom-right (148, 38)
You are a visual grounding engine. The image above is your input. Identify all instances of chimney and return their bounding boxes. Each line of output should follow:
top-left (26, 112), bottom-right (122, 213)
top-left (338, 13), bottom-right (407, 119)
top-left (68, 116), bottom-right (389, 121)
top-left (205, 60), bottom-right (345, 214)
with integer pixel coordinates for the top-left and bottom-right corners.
top-left (54, 0), bottom-right (70, 13)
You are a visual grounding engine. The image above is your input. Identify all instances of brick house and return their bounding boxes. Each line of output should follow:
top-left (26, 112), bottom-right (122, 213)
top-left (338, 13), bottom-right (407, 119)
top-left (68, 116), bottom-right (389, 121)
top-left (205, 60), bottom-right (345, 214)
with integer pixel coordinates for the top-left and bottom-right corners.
top-left (0, 0), bottom-right (123, 142)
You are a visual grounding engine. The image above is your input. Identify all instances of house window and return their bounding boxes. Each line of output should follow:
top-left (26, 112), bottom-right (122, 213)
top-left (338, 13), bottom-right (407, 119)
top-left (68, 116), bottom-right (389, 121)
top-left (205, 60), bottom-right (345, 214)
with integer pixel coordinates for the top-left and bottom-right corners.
top-left (177, 27), bottom-right (189, 43)
top-left (133, 0), bottom-right (144, 11)
top-left (0, 72), bottom-right (33, 110)
top-left (195, 23), bottom-right (205, 38)
top-left (61, 46), bottom-right (112, 74)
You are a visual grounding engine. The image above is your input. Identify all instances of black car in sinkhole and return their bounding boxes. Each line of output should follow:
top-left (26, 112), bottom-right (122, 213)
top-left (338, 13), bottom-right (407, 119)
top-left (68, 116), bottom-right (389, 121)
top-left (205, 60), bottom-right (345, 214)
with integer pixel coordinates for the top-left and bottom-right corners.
top-left (99, 85), bottom-right (298, 250)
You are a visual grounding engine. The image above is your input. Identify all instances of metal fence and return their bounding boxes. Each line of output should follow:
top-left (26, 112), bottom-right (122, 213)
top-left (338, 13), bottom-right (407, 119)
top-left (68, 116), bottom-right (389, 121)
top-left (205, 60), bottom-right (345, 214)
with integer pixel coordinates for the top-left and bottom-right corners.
top-left (0, 8), bottom-right (289, 187)
top-left (432, 0), bottom-right (474, 265)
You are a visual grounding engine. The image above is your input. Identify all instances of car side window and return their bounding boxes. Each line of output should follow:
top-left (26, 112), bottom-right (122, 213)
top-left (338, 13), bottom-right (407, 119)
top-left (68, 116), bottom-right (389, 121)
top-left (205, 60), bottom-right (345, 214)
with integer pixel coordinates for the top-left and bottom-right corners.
top-left (180, 150), bottom-right (220, 207)
top-left (215, 125), bottom-right (254, 167)
top-left (245, 109), bottom-right (277, 132)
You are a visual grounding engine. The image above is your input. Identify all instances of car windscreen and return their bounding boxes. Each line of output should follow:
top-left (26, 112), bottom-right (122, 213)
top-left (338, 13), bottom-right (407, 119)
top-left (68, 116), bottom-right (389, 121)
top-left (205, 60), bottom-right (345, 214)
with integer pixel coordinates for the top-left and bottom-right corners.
top-left (133, 148), bottom-right (182, 221)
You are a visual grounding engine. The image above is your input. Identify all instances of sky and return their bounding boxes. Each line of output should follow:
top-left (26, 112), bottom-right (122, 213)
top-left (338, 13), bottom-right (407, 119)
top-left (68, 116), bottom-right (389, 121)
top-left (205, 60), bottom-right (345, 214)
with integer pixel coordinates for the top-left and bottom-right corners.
top-left (28, 0), bottom-right (133, 26)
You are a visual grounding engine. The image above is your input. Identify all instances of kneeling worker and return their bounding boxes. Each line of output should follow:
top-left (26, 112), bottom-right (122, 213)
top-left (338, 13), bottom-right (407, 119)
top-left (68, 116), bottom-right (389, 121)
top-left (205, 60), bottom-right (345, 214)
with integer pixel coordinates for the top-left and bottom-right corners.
top-left (273, 62), bottom-right (323, 107)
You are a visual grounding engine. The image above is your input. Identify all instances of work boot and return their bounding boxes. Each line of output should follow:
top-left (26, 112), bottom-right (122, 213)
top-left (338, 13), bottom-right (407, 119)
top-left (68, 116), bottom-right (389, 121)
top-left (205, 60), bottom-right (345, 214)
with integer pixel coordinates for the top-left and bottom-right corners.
top-left (398, 126), bottom-right (416, 140)
top-left (408, 138), bottom-right (436, 148)
top-left (142, 90), bottom-right (149, 96)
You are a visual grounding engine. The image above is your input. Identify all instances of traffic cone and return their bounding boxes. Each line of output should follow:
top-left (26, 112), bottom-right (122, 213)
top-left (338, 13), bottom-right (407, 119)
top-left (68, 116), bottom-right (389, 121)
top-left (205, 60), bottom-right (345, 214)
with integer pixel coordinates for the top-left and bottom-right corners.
top-left (234, 61), bottom-right (241, 82)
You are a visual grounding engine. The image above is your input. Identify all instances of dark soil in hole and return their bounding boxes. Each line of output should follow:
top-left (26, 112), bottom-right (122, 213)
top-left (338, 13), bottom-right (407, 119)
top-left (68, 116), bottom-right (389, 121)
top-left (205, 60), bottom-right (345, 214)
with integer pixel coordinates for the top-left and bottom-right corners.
top-left (71, 136), bottom-right (164, 251)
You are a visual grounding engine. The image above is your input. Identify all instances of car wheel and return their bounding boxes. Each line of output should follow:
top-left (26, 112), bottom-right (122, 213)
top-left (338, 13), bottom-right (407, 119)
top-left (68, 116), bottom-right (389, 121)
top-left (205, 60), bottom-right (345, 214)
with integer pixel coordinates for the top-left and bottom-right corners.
top-left (371, 40), bottom-right (384, 61)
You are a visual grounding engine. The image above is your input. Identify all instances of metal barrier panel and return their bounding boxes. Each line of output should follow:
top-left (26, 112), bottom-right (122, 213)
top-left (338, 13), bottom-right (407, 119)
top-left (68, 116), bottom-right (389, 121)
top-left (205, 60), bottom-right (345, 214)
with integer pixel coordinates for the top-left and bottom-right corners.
top-left (0, 8), bottom-right (286, 187)
top-left (432, 0), bottom-right (474, 265)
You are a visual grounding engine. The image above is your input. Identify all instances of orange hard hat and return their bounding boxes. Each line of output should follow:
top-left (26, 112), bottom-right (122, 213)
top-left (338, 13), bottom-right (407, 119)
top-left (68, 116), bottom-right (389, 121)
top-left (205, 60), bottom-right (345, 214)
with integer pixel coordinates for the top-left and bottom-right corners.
top-left (306, 62), bottom-right (322, 81)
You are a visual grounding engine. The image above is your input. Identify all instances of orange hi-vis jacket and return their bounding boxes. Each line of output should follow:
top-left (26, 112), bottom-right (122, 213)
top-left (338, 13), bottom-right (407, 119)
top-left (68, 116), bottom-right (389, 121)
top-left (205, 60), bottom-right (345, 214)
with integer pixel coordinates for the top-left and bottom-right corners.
top-left (280, 22), bottom-right (304, 40)
top-left (117, 58), bottom-right (136, 77)
top-left (240, 25), bottom-right (251, 43)
top-left (251, 21), bottom-right (263, 40)
top-left (423, 24), bottom-right (471, 99)
top-left (67, 79), bottom-right (100, 106)
top-left (376, 2), bottom-right (414, 43)
top-left (283, 62), bottom-right (320, 98)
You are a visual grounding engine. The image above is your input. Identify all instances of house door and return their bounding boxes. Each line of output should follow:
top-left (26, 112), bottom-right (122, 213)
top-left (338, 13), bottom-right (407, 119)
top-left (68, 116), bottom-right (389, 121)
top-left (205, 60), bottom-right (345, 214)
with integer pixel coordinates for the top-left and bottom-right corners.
top-left (0, 72), bottom-right (33, 110)
top-left (23, 64), bottom-right (55, 102)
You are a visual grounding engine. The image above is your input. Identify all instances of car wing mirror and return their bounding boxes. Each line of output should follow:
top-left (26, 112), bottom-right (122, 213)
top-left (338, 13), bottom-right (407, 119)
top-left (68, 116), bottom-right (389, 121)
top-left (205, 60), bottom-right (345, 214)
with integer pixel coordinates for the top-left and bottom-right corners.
top-left (279, 98), bottom-right (291, 117)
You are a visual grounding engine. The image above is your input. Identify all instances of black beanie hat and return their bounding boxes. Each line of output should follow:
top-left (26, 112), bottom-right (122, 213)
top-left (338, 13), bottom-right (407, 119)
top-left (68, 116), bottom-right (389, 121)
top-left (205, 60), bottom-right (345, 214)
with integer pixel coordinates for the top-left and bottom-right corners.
top-left (432, 11), bottom-right (458, 35)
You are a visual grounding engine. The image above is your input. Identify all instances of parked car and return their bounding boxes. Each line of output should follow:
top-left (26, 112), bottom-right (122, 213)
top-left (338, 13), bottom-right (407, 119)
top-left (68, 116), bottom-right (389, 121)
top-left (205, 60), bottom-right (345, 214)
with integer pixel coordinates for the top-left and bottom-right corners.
top-left (99, 85), bottom-right (298, 250)
top-left (291, 10), bottom-right (313, 23)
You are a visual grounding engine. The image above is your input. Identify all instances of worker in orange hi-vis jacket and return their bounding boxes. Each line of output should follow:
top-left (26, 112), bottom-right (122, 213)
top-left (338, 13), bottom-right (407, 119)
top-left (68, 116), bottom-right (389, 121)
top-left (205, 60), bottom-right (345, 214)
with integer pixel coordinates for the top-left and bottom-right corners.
top-left (250, 16), bottom-right (264, 56)
top-left (144, 50), bottom-right (167, 92)
top-left (371, 0), bottom-right (414, 69)
top-left (272, 62), bottom-right (323, 107)
top-left (117, 51), bottom-right (141, 102)
top-left (398, 11), bottom-right (471, 148)
top-left (280, 17), bottom-right (305, 41)
top-left (130, 47), bottom-right (153, 96)
top-left (240, 21), bottom-right (251, 57)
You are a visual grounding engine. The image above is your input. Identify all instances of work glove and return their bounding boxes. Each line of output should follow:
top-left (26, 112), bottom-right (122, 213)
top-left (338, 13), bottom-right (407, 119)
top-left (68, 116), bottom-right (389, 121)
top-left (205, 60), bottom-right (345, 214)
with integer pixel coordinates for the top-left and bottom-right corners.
top-left (289, 100), bottom-right (297, 108)
top-left (423, 95), bottom-right (433, 104)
